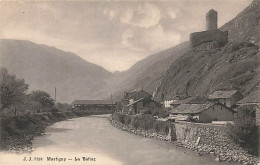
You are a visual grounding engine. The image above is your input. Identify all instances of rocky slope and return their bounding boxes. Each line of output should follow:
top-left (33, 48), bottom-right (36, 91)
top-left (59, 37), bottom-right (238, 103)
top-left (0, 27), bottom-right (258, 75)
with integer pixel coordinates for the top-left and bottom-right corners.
top-left (220, 0), bottom-right (260, 45)
top-left (153, 42), bottom-right (259, 101)
top-left (0, 39), bottom-right (112, 103)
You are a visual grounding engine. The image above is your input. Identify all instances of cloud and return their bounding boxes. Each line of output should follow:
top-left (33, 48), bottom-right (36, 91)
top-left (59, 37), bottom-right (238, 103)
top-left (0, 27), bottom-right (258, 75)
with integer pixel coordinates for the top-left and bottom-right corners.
top-left (121, 24), bottom-right (181, 53)
top-left (167, 9), bottom-right (177, 19)
top-left (120, 3), bottom-right (161, 28)
top-left (137, 24), bottom-right (181, 51)
top-left (122, 29), bottom-right (134, 48)
top-left (120, 8), bottom-right (133, 24)
top-left (103, 8), bottom-right (117, 20)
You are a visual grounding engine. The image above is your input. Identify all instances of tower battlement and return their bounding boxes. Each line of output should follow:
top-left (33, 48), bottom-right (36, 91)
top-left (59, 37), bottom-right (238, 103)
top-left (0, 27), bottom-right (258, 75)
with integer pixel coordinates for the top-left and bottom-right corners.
top-left (206, 9), bottom-right (218, 30)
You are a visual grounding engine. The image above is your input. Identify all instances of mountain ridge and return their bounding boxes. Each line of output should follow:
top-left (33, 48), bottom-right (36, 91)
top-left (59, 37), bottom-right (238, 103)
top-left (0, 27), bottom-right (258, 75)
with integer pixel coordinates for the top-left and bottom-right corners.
top-left (0, 39), bottom-right (112, 103)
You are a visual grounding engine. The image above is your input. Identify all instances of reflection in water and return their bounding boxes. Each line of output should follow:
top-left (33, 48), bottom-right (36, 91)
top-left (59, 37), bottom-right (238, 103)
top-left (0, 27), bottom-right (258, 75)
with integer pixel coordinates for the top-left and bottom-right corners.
top-left (0, 115), bottom-right (239, 165)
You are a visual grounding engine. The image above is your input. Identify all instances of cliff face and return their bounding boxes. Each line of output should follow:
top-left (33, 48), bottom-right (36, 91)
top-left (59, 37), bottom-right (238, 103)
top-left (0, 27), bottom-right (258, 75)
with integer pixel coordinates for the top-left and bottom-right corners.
top-left (153, 42), bottom-right (259, 101)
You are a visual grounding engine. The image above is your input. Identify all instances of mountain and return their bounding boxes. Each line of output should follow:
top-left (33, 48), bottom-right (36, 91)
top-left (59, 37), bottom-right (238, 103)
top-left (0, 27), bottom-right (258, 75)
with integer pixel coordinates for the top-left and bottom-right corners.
top-left (106, 42), bottom-right (189, 101)
top-left (220, 0), bottom-right (260, 44)
top-left (153, 42), bottom-right (259, 101)
top-left (153, 0), bottom-right (260, 101)
top-left (0, 39), bottom-right (112, 103)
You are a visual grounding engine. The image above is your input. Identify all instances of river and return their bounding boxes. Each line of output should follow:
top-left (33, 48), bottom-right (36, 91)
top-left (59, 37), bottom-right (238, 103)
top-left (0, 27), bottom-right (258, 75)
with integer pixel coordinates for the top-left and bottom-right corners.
top-left (0, 115), bottom-right (239, 165)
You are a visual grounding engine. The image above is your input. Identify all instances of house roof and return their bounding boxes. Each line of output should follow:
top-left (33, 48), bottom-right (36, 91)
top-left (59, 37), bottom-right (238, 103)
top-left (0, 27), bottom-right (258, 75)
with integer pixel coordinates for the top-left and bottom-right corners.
top-left (156, 118), bottom-right (169, 122)
top-left (169, 115), bottom-right (189, 121)
top-left (126, 97), bottom-right (146, 106)
top-left (208, 90), bottom-right (238, 99)
top-left (129, 90), bottom-right (152, 99)
top-left (170, 103), bottom-right (215, 114)
top-left (72, 100), bottom-right (114, 105)
top-left (170, 98), bottom-right (193, 105)
top-left (237, 88), bottom-right (260, 105)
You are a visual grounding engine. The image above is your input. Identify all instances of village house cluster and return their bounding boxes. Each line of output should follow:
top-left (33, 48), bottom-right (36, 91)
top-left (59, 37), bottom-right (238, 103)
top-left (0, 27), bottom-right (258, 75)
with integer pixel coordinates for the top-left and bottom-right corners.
top-left (114, 87), bottom-right (259, 125)
top-left (167, 90), bottom-right (246, 123)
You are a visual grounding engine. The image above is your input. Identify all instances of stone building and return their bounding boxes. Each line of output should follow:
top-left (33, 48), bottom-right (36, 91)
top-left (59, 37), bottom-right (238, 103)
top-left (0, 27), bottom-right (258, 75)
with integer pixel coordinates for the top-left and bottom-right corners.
top-left (127, 97), bottom-right (162, 115)
top-left (190, 9), bottom-right (228, 49)
top-left (118, 89), bottom-right (162, 115)
top-left (208, 90), bottom-right (243, 108)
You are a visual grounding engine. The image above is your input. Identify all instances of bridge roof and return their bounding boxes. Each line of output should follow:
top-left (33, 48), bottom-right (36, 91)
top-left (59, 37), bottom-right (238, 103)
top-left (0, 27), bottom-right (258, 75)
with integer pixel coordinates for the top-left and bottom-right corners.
top-left (72, 100), bottom-right (114, 105)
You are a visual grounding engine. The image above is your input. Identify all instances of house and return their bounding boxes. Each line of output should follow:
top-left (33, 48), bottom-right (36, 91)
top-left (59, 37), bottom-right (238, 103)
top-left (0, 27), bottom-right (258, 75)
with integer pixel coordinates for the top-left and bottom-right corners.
top-left (72, 100), bottom-right (116, 111)
top-left (237, 87), bottom-right (260, 126)
top-left (126, 89), bottom-right (152, 103)
top-left (126, 97), bottom-right (162, 115)
top-left (170, 102), bottom-right (235, 123)
top-left (208, 90), bottom-right (243, 108)
top-left (118, 89), bottom-right (162, 115)
top-left (164, 99), bottom-right (174, 108)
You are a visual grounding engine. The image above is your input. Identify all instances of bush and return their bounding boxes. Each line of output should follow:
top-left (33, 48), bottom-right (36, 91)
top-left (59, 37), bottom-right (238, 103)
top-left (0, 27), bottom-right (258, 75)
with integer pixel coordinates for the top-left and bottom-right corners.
top-left (153, 121), bottom-right (169, 135)
top-left (124, 115), bottom-right (132, 125)
top-left (137, 114), bottom-right (155, 131)
top-left (227, 106), bottom-right (258, 155)
top-left (112, 112), bottom-right (170, 135)
top-left (112, 112), bottom-right (125, 124)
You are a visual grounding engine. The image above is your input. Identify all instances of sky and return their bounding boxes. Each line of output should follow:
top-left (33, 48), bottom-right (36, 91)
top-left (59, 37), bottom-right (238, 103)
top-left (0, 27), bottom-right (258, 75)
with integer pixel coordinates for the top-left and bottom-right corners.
top-left (0, 0), bottom-right (252, 72)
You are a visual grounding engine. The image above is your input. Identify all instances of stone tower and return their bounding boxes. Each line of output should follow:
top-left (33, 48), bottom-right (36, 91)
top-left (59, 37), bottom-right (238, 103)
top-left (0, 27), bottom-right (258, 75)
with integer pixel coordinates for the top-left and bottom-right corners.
top-left (206, 9), bottom-right (218, 30)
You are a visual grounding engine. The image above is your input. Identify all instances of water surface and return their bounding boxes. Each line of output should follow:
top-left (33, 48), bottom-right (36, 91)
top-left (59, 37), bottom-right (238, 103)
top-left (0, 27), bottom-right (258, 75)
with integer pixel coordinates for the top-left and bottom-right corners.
top-left (0, 115), bottom-right (239, 165)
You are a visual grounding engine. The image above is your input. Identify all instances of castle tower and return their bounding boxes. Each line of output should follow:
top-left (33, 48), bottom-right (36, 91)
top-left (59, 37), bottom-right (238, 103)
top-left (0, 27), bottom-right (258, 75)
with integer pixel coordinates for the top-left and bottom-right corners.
top-left (206, 9), bottom-right (218, 30)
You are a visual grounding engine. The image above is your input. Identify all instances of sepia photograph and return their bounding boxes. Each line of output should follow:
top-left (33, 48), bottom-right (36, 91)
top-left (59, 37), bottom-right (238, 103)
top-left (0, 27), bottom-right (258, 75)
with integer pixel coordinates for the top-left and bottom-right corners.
top-left (0, 0), bottom-right (259, 164)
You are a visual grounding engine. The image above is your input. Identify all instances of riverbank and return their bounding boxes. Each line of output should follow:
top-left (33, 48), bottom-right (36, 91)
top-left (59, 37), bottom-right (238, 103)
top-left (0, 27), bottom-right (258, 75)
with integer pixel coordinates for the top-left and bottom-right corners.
top-left (109, 116), bottom-right (259, 165)
top-left (0, 111), bottom-right (94, 153)
top-left (110, 118), bottom-right (170, 141)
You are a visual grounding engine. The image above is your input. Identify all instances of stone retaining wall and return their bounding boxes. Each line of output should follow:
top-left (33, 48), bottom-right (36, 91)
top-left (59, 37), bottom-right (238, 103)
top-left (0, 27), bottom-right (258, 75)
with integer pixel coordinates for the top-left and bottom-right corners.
top-left (172, 122), bottom-right (259, 165)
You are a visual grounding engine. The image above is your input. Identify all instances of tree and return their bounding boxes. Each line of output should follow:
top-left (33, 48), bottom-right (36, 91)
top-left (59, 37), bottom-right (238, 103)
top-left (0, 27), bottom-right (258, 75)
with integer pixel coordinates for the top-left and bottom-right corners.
top-left (0, 68), bottom-right (29, 112)
top-left (29, 90), bottom-right (55, 112)
top-left (227, 105), bottom-right (258, 155)
top-left (55, 102), bottom-right (72, 112)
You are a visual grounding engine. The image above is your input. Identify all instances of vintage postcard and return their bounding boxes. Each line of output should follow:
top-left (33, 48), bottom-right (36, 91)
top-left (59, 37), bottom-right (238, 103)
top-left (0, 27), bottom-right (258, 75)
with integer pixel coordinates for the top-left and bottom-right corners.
top-left (0, 0), bottom-right (259, 165)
